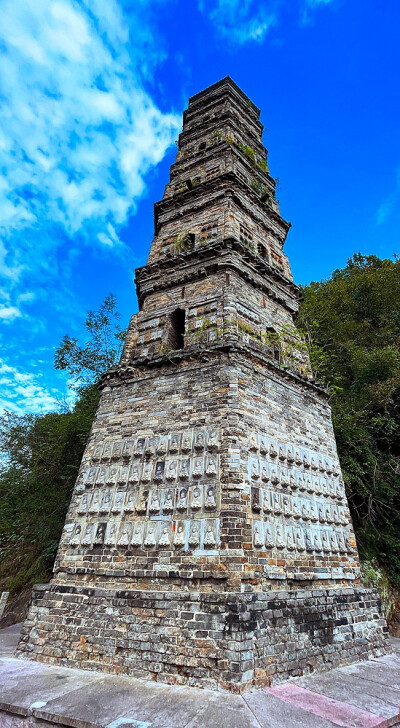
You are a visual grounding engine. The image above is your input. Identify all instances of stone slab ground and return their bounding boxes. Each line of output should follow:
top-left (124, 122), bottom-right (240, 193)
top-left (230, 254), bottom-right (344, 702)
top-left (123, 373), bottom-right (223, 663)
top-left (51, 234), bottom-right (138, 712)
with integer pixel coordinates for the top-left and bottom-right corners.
top-left (1, 625), bottom-right (399, 728)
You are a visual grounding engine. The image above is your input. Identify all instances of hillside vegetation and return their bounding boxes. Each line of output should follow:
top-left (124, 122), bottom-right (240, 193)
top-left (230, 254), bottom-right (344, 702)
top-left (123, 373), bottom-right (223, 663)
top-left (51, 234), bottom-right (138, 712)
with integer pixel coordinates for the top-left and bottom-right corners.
top-left (0, 258), bottom-right (399, 622)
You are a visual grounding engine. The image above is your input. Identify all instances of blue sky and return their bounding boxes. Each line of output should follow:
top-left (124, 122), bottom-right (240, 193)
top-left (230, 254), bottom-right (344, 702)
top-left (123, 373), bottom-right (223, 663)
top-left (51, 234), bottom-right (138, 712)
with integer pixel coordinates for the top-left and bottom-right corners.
top-left (1, 0), bottom-right (399, 414)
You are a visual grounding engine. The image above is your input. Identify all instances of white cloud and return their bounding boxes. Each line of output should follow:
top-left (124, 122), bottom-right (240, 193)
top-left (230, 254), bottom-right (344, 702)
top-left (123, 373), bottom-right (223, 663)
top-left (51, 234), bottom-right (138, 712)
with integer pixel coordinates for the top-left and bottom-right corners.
top-left (199, 0), bottom-right (277, 45)
top-left (376, 168), bottom-right (400, 226)
top-left (200, 0), bottom-right (338, 43)
top-left (0, 0), bottom-right (180, 289)
top-left (0, 361), bottom-right (60, 414)
top-left (0, 306), bottom-right (22, 322)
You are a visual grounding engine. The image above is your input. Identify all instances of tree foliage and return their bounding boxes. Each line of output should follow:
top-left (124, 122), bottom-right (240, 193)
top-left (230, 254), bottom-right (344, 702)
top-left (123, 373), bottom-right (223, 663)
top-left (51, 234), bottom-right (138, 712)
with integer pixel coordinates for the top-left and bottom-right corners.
top-left (298, 254), bottom-right (400, 584)
top-left (0, 295), bottom-right (124, 596)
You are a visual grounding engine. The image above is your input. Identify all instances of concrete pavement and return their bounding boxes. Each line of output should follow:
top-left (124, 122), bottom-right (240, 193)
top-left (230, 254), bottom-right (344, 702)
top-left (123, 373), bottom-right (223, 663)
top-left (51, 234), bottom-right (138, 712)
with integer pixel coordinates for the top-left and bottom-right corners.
top-left (0, 623), bottom-right (399, 727)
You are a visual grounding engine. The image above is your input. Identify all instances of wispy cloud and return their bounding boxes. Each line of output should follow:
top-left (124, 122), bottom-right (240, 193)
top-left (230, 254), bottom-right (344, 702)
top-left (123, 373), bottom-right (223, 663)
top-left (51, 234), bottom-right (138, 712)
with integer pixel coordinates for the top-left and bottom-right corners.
top-left (376, 168), bottom-right (400, 226)
top-left (0, 360), bottom-right (61, 414)
top-left (199, 0), bottom-right (338, 44)
top-left (0, 0), bottom-right (180, 293)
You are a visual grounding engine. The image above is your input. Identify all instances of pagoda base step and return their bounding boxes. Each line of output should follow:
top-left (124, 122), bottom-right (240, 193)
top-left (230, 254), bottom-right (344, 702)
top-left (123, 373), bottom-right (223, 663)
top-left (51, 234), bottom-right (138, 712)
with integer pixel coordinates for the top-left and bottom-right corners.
top-left (17, 582), bottom-right (389, 692)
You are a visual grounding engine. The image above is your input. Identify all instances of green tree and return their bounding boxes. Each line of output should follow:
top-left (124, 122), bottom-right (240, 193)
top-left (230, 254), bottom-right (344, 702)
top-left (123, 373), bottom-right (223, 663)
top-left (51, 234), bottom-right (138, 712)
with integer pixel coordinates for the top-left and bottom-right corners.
top-left (298, 254), bottom-right (400, 584)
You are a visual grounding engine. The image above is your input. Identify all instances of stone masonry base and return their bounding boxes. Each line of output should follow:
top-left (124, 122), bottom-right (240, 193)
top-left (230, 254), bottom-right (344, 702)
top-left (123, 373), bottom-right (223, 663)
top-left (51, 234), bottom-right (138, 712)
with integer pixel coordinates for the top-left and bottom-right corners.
top-left (17, 583), bottom-right (389, 692)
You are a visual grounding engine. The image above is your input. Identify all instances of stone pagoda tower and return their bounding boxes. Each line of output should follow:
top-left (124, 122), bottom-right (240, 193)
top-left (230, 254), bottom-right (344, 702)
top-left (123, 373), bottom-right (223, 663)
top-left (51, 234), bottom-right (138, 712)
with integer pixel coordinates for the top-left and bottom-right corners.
top-left (19, 78), bottom-right (387, 690)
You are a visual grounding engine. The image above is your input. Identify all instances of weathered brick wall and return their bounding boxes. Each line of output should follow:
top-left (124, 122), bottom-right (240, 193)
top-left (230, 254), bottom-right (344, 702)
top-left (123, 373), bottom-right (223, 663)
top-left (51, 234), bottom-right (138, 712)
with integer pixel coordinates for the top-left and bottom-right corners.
top-left (18, 584), bottom-right (387, 691)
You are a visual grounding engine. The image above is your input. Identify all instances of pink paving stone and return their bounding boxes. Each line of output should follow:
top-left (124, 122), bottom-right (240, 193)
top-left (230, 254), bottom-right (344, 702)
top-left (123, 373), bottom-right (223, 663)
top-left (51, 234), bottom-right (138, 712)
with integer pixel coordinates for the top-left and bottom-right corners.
top-left (267, 683), bottom-right (386, 728)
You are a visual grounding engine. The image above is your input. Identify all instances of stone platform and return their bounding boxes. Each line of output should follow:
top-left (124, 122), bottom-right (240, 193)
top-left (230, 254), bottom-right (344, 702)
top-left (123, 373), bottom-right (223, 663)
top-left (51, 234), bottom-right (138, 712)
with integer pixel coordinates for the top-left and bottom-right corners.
top-left (1, 624), bottom-right (399, 728)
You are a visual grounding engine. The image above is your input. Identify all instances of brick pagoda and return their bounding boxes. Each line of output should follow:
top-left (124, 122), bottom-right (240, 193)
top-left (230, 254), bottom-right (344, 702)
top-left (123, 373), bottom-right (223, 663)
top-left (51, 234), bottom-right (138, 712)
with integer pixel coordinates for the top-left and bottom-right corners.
top-left (19, 77), bottom-right (388, 691)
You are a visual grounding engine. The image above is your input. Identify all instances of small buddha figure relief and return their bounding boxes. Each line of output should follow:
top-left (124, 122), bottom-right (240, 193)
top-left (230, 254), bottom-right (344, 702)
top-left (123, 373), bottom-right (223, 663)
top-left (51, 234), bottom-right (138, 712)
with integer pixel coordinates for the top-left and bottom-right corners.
top-left (269, 442), bottom-right (278, 458)
top-left (320, 479), bottom-right (327, 497)
top-left (135, 490), bottom-right (148, 514)
top-left (177, 487), bottom-right (188, 512)
top-left (78, 493), bottom-right (89, 515)
top-left (318, 458), bottom-right (325, 473)
top-left (194, 431), bottom-right (205, 451)
top-left (123, 439), bottom-right (134, 459)
top-left (166, 460), bottom-right (177, 482)
top-left (204, 523), bottom-right (216, 548)
top-left (193, 458), bottom-right (203, 478)
top-left (332, 505), bottom-right (340, 525)
top-left (263, 491), bottom-right (272, 514)
top-left (303, 451), bottom-right (310, 469)
top-left (134, 438), bottom-right (145, 457)
top-left (131, 525), bottom-right (143, 547)
top-left (112, 441), bottom-right (123, 460)
top-left (251, 487), bottom-right (261, 512)
top-left (206, 456), bottom-right (217, 477)
top-left (337, 532), bottom-right (346, 554)
top-left (205, 486), bottom-right (216, 510)
top-left (330, 531), bottom-right (338, 553)
top-left (249, 434), bottom-right (258, 452)
top-left (253, 522), bottom-right (264, 548)
top-left (325, 505), bottom-right (333, 524)
top-left (163, 489), bottom-right (174, 514)
top-left (191, 486), bottom-right (202, 510)
top-left (100, 491), bottom-right (112, 515)
top-left (96, 467), bottom-right (107, 486)
top-left (157, 437), bottom-right (168, 456)
top-left (295, 449), bottom-right (302, 466)
top-left (154, 461), bottom-right (165, 483)
top-left (278, 444), bottom-right (286, 462)
top-left (89, 490), bottom-right (101, 514)
top-left (340, 508), bottom-right (348, 525)
top-left (333, 463), bottom-right (339, 477)
top-left (82, 524), bottom-right (94, 547)
top-left (102, 442), bottom-right (113, 462)
top-left (124, 491), bottom-right (136, 513)
top-left (273, 492), bottom-right (282, 516)
top-left (259, 438), bottom-right (267, 455)
top-left (295, 529), bottom-right (305, 552)
top-left (286, 446), bottom-right (294, 464)
top-left (70, 523), bottom-right (82, 546)
top-left (174, 523), bottom-right (186, 547)
top-left (261, 463), bottom-right (269, 482)
top-left (149, 491), bottom-right (160, 514)
top-left (92, 444), bottom-right (103, 462)
top-left (292, 499), bottom-right (301, 520)
top-left (207, 430), bottom-right (219, 452)
top-left (296, 474), bottom-right (304, 492)
top-left (251, 461), bottom-right (259, 480)
top-left (286, 527), bottom-right (295, 551)
top-left (159, 525), bottom-right (171, 547)
top-left (181, 432), bottom-right (192, 453)
top-left (281, 470), bottom-right (289, 488)
top-left (275, 523), bottom-right (285, 549)
top-left (311, 457), bottom-right (318, 471)
top-left (265, 522), bottom-right (274, 548)
top-left (179, 459), bottom-right (190, 480)
top-left (144, 524), bottom-right (157, 547)
top-left (107, 467), bottom-right (119, 487)
top-left (189, 522), bottom-right (200, 548)
top-left (318, 504), bottom-right (326, 523)
top-left (85, 467), bottom-right (97, 487)
top-left (145, 438), bottom-right (156, 457)
top-left (321, 531), bottom-right (330, 552)
top-left (141, 462), bottom-right (153, 483)
top-left (129, 463), bottom-right (140, 485)
top-left (283, 495), bottom-right (291, 518)
top-left (313, 532), bottom-right (323, 552)
top-left (112, 491), bottom-right (125, 514)
top-left (305, 476), bottom-right (313, 493)
top-left (270, 468), bottom-right (279, 485)
top-left (169, 434), bottom-right (180, 454)
top-left (325, 459), bottom-right (332, 475)
top-left (314, 478), bottom-right (322, 495)
top-left (301, 502), bottom-right (310, 521)
top-left (305, 530), bottom-right (313, 552)
top-left (118, 466), bottom-right (129, 486)
top-left (309, 503), bottom-right (318, 523)
top-left (118, 523), bottom-right (131, 547)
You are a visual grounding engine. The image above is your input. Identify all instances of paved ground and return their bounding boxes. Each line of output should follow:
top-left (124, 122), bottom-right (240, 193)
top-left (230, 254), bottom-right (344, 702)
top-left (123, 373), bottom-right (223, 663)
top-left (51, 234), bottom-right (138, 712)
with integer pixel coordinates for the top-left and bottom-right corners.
top-left (0, 624), bottom-right (399, 728)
